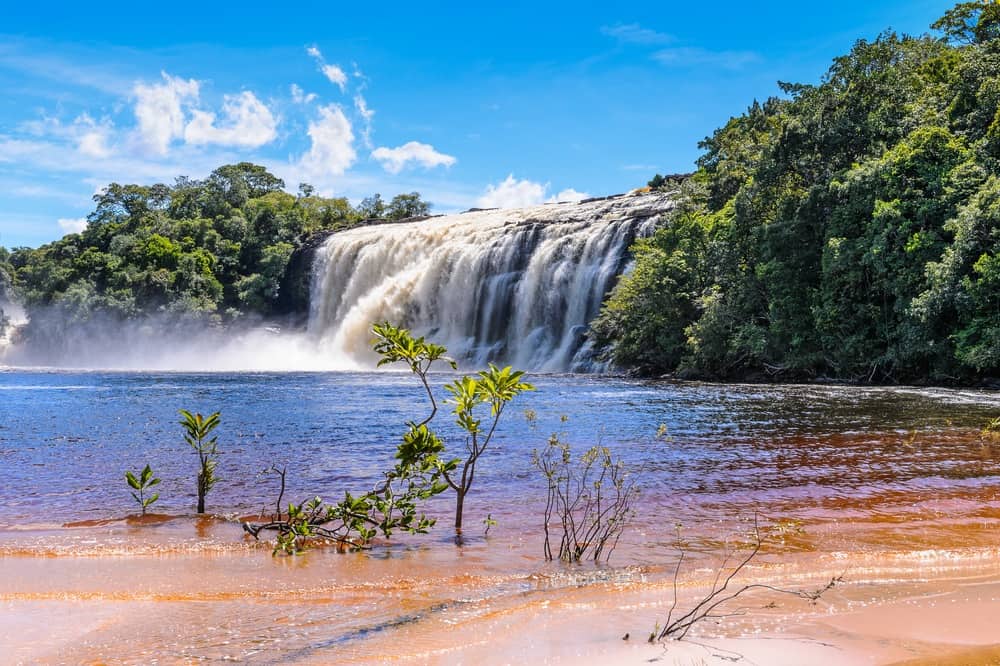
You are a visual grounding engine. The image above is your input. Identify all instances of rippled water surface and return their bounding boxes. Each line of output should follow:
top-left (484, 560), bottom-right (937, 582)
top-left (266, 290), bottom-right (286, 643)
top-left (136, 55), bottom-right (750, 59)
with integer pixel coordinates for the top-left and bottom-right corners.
top-left (1, 371), bottom-right (998, 527)
top-left (2, 371), bottom-right (999, 663)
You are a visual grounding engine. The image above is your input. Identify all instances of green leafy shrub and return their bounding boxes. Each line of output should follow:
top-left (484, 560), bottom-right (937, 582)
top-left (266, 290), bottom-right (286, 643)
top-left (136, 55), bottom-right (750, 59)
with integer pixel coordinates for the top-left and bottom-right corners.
top-left (179, 409), bottom-right (220, 514)
top-left (243, 322), bottom-right (531, 554)
top-left (124, 463), bottom-right (161, 515)
top-left (372, 322), bottom-right (534, 530)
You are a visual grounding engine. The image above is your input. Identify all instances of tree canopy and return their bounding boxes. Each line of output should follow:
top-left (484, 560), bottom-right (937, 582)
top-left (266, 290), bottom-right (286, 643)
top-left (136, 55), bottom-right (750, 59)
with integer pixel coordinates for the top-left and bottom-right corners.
top-left (594, 3), bottom-right (1000, 383)
top-left (1, 165), bottom-right (432, 339)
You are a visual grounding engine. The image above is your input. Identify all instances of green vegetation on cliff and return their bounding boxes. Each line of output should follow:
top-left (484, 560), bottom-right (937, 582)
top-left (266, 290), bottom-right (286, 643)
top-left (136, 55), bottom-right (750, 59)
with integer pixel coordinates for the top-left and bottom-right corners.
top-left (594, 1), bottom-right (1000, 383)
top-left (0, 163), bottom-right (430, 333)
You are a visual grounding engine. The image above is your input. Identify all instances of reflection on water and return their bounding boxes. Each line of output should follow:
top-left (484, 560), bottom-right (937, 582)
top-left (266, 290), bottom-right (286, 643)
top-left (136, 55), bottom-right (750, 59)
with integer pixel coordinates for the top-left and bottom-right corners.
top-left (1, 371), bottom-right (997, 526)
top-left (0, 372), bottom-right (998, 662)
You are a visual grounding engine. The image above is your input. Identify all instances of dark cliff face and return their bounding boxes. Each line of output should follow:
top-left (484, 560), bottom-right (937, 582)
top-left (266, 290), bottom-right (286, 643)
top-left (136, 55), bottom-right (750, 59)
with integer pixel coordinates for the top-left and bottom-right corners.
top-left (275, 216), bottom-right (441, 322)
top-left (275, 230), bottom-right (335, 321)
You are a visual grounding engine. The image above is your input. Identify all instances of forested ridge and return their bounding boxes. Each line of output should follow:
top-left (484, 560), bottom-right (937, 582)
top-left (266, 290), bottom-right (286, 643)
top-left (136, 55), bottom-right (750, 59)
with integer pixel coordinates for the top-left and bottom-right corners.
top-left (3, 2), bottom-right (1000, 385)
top-left (0, 163), bottom-right (429, 340)
top-left (593, 2), bottom-right (1000, 384)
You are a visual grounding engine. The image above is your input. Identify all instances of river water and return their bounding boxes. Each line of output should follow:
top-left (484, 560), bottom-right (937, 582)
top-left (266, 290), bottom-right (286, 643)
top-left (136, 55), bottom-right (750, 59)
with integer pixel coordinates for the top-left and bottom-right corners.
top-left (1, 371), bottom-right (999, 663)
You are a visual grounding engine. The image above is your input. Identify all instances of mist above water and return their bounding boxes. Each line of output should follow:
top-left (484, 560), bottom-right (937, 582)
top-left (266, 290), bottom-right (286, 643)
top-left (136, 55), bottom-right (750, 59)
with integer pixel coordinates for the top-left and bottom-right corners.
top-left (1, 315), bottom-right (355, 372)
top-left (1, 193), bottom-right (672, 372)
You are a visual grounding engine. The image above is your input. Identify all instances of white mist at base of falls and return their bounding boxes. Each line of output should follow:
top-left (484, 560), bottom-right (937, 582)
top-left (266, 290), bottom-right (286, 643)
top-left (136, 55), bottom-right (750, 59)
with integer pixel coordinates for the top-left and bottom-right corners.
top-left (308, 191), bottom-right (673, 372)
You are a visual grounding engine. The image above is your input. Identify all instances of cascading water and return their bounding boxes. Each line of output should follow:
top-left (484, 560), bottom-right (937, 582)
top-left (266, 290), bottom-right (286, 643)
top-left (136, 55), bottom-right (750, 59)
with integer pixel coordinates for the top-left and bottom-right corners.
top-left (308, 191), bottom-right (675, 372)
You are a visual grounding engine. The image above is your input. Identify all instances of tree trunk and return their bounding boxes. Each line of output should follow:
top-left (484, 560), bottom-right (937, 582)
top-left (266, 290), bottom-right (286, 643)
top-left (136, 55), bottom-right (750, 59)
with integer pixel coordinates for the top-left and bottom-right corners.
top-left (197, 474), bottom-right (205, 514)
top-left (454, 490), bottom-right (465, 530)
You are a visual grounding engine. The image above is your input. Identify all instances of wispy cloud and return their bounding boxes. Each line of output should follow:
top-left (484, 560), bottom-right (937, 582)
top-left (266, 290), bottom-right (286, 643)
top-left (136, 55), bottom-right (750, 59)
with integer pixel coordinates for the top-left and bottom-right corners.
top-left (601, 23), bottom-right (674, 45)
top-left (0, 41), bottom-right (135, 95)
top-left (652, 46), bottom-right (759, 69)
top-left (19, 113), bottom-right (116, 158)
top-left (354, 94), bottom-right (374, 147)
top-left (76, 114), bottom-right (115, 158)
top-left (0, 132), bottom-right (243, 183)
top-left (306, 46), bottom-right (347, 91)
top-left (600, 22), bottom-right (759, 70)
top-left (290, 83), bottom-right (317, 105)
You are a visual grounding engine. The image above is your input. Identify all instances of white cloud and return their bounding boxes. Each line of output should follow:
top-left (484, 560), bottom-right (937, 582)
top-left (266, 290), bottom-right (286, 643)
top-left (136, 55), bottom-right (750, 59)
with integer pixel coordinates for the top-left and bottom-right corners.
top-left (307, 46), bottom-right (347, 91)
top-left (78, 128), bottom-right (112, 158)
top-left (321, 64), bottom-right (347, 91)
top-left (183, 91), bottom-right (277, 148)
top-left (132, 72), bottom-right (200, 155)
top-left (547, 188), bottom-right (590, 203)
top-left (477, 175), bottom-right (547, 209)
top-left (354, 94), bottom-right (374, 147)
top-left (57, 217), bottom-right (87, 234)
top-left (371, 141), bottom-right (455, 174)
top-left (477, 176), bottom-right (590, 209)
top-left (299, 104), bottom-right (356, 178)
top-left (290, 83), bottom-right (316, 104)
top-left (131, 72), bottom-right (279, 154)
top-left (0, 132), bottom-right (245, 191)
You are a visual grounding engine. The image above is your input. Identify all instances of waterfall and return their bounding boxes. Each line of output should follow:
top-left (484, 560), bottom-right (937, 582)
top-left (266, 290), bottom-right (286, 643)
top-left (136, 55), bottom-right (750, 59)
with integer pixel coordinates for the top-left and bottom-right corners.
top-left (308, 191), bottom-right (674, 372)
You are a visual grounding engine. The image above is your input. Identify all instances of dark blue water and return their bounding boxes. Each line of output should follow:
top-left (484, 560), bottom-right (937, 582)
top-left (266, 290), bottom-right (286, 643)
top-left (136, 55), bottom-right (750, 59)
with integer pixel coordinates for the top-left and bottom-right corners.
top-left (1, 370), bottom-right (998, 528)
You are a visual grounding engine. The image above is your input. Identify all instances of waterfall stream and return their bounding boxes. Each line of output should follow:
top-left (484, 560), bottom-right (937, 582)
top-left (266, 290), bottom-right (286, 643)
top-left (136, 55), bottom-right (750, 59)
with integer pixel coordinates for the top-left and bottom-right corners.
top-left (308, 191), bottom-right (674, 372)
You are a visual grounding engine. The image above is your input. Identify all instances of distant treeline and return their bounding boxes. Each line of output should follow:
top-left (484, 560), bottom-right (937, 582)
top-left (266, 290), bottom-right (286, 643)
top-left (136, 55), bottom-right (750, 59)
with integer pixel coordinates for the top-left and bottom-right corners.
top-left (0, 163), bottom-right (430, 336)
top-left (594, 2), bottom-right (1000, 383)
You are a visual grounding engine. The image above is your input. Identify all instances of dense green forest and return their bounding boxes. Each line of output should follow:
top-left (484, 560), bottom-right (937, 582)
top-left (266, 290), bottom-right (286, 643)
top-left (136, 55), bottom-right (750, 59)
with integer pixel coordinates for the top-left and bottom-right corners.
top-left (593, 1), bottom-right (1000, 383)
top-left (0, 163), bottom-right (430, 338)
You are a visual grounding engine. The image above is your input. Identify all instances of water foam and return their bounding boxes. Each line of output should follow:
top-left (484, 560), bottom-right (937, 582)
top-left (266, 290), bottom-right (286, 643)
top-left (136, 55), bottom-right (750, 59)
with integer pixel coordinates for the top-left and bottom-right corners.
top-left (309, 192), bottom-right (671, 371)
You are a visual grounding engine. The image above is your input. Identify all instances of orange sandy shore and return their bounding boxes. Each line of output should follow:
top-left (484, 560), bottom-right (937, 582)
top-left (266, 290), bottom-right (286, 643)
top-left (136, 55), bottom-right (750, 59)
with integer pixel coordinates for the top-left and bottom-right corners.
top-left (2, 515), bottom-right (1000, 665)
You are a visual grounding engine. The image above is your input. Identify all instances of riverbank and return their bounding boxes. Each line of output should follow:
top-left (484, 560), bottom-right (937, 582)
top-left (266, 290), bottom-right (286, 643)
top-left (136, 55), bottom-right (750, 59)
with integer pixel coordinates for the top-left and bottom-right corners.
top-left (2, 510), bottom-right (1000, 664)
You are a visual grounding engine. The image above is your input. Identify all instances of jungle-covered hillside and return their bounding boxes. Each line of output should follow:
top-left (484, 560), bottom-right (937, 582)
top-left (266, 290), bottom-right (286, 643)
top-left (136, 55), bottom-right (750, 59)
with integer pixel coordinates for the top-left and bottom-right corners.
top-left (593, 1), bottom-right (1000, 384)
top-left (0, 163), bottom-right (429, 338)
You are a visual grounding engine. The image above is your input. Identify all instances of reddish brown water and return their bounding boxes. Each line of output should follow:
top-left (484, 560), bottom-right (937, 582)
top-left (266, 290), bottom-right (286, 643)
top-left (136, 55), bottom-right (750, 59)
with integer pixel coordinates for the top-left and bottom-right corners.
top-left (1, 373), bottom-right (999, 663)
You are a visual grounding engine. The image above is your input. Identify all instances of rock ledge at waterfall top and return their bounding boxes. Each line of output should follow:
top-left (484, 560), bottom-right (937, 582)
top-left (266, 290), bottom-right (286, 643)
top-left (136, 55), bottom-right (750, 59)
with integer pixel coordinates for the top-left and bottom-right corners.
top-left (303, 189), bottom-right (678, 372)
top-left (277, 189), bottom-right (677, 318)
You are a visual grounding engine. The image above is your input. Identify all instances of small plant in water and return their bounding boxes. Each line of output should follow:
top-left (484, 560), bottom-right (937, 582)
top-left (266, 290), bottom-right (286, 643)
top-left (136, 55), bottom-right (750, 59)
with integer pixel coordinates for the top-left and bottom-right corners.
top-left (533, 429), bottom-right (639, 563)
top-left (981, 416), bottom-right (1000, 443)
top-left (124, 464), bottom-right (161, 515)
top-left (242, 323), bottom-right (531, 554)
top-left (372, 322), bottom-right (533, 531)
top-left (483, 513), bottom-right (497, 536)
top-left (179, 409), bottom-right (221, 514)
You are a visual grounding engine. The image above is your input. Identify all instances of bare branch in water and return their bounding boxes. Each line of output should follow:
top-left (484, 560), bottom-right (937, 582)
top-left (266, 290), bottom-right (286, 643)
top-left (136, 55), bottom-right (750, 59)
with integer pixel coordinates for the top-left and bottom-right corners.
top-left (656, 513), bottom-right (842, 642)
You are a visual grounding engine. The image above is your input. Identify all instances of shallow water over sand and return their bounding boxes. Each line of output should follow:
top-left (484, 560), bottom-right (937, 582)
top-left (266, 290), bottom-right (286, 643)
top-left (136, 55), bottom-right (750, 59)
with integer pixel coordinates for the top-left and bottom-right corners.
top-left (1, 372), bottom-right (999, 663)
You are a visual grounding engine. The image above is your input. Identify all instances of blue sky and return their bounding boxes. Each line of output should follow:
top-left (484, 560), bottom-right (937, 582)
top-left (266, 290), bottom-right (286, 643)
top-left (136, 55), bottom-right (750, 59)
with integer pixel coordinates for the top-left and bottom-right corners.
top-left (0, 0), bottom-right (955, 247)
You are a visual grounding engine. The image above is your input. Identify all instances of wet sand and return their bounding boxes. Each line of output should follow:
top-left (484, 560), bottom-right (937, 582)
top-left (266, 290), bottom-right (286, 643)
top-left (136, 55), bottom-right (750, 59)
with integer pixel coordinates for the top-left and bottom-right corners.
top-left (2, 504), bottom-right (1000, 665)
